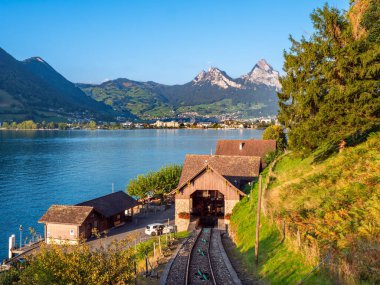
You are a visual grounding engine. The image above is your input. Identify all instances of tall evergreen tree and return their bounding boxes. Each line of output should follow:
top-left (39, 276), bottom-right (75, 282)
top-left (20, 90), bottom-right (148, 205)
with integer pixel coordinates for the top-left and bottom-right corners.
top-left (278, 1), bottom-right (380, 154)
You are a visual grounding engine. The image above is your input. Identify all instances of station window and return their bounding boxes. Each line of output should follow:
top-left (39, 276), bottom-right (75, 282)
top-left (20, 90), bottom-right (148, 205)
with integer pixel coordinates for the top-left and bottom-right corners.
top-left (70, 229), bottom-right (75, 236)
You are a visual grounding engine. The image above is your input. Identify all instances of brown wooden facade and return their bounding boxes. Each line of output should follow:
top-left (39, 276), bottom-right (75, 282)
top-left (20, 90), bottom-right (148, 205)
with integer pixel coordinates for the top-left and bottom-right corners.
top-left (175, 166), bottom-right (246, 231)
top-left (176, 166), bottom-right (244, 200)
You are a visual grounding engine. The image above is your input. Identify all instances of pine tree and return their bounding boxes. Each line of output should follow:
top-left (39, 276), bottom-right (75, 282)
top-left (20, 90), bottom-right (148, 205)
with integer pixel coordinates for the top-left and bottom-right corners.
top-left (278, 1), bottom-right (380, 154)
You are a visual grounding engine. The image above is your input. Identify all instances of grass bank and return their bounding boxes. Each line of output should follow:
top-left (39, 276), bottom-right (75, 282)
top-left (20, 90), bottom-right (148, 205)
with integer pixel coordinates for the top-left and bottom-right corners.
top-left (230, 168), bottom-right (330, 284)
top-left (230, 133), bottom-right (380, 284)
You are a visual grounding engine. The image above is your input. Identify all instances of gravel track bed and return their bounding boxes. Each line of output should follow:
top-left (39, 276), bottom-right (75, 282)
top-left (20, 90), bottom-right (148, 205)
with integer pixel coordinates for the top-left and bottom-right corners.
top-left (209, 229), bottom-right (235, 285)
top-left (221, 233), bottom-right (260, 285)
top-left (166, 230), bottom-right (200, 285)
top-left (188, 228), bottom-right (214, 285)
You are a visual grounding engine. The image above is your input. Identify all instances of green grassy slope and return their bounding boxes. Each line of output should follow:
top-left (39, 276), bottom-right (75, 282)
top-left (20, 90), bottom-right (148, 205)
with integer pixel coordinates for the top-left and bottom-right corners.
top-left (80, 84), bottom-right (173, 119)
top-left (230, 168), bottom-right (331, 284)
top-left (176, 99), bottom-right (266, 118)
top-left (230, 132), bottom-right (380, 284)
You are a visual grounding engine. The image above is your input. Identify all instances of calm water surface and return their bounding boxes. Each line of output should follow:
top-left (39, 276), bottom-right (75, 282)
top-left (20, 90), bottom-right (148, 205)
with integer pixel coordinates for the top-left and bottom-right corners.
top-left (0, 129), bottom-right (262, 259)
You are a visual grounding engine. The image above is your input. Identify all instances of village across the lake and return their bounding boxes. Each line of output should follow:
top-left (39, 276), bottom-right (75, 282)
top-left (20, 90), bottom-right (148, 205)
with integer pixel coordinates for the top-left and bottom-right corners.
top-left (0, 117), bottom-right (277, 131)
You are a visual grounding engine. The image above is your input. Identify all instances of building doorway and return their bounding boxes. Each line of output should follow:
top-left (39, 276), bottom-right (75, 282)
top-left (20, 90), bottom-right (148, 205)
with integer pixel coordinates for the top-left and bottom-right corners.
top-left (190, 190), bottom-right (224, 227)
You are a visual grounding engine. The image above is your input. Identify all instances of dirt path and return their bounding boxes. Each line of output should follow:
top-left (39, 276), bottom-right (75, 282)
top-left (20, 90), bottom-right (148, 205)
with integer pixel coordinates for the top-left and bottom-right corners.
top-left (221, 232), bottom-right (262, 285)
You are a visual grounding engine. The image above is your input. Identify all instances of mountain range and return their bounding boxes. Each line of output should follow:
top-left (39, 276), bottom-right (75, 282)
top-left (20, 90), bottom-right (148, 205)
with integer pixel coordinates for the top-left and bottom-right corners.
top-left (79, 59), bottom-right (281, 120)
top-left (0, 47), bottom-right (281, 122)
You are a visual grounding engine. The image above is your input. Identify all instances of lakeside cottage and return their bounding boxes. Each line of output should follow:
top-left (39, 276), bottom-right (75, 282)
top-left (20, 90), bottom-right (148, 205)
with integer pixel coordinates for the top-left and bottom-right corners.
top-left (38, 191), bottom-right (138, 245)
top-left (173, 154), bottom-right (261, 232)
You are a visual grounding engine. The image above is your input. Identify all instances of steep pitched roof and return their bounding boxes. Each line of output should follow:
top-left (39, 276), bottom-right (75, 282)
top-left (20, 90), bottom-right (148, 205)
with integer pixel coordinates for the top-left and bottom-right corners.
top-left (215, 139), bottom-right (276, 159)
top-left (177, 154), bottom-right (261, 188)
top-left (38, 205), bottom-right (94, 225)
top-left (174, 164), bottom-right (247, 197)
top-left (76, 191), bottom-right (138, 218)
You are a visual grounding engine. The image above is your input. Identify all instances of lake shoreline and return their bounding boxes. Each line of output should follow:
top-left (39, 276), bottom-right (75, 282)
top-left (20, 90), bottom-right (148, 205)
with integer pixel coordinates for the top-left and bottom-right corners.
top-left (0, 127), bottom-right (266, 131)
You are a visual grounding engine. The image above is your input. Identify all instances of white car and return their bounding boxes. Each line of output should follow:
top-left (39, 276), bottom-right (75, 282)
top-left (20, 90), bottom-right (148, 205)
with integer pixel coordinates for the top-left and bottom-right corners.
top-left (163, 225), bottom-right (174, 234)
top-left (145, 223), bottom-right (165, 236)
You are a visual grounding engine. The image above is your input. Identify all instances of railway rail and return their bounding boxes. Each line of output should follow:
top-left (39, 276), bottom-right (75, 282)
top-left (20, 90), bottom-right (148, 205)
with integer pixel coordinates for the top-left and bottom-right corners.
top-left (164, 229), bottom-right (201, 285)
top-left (186, 227), bottom-right (215, 284)
top-left (162, 227), bottom-right (241, 285)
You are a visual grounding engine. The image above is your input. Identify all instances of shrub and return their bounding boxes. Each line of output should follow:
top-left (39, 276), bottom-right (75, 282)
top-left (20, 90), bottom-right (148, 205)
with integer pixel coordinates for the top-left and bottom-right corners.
top-left (262, 125), bottom-right (287, 150)
top-left (126, 164), bottom-right (182, 199)
top-left (16, 239), bottom-right (135, 285)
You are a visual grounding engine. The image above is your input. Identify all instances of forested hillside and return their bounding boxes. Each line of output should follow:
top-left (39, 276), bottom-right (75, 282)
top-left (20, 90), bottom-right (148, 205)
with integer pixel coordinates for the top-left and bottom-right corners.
top-left (0, 48), bottom-right (118, 121)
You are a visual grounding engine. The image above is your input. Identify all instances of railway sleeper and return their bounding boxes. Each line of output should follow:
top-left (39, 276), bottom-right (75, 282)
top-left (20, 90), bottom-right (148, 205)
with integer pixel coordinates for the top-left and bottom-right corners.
top-left (195, 269), bottom-right (210, 281)
top-left (197, 248), bottom-right (206, 256)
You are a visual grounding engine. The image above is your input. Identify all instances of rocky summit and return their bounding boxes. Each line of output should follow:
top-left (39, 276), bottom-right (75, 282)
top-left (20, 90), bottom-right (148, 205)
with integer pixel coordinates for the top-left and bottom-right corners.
top-left (192, 68), bottom-right (243, 89)
top-left (239, 59), bottom-right (281, 90)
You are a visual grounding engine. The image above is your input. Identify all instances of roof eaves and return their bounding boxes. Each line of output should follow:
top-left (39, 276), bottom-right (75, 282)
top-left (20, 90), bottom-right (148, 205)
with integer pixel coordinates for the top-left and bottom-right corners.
top-left (171, 164), bottom-right (246, 197)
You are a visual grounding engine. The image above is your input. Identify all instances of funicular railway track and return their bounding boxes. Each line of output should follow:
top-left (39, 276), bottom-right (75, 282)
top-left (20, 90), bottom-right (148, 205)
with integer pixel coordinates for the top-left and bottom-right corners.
top-left (186, 227), bottom-right (215, 285)
top-left (163, 227), bottom-right (241, 285)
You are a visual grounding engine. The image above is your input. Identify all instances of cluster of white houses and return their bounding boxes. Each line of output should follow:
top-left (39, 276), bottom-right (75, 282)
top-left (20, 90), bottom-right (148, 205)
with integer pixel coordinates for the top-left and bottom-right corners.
top-left (172, 139), bottom-right (277, 232)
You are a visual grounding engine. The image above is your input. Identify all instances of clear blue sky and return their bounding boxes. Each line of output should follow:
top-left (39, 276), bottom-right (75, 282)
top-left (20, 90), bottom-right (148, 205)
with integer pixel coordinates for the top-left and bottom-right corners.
top-left (0, 0), bottom-right (349, 84)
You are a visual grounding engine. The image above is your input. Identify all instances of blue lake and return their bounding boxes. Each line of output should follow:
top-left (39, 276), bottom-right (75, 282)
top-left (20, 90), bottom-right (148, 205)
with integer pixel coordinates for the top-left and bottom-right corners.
top-left (0, 129), bottom-right (263, 259)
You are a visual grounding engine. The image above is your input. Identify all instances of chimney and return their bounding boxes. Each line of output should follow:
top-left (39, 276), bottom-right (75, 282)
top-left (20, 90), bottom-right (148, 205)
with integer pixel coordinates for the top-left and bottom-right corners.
top-left (239, 142), bottom-right (245, 150)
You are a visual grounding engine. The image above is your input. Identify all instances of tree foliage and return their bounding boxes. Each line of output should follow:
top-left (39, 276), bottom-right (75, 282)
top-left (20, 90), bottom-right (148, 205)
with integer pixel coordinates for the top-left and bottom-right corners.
top-left (15, 240), bottom-right (135, 285)
top-left (86, 120), bottom-right (97, 130)
top-left (278, 1), bottom-right (380, 154)
top-left (361, 0), bottom-right (380, 43)
top-left (262, 125), bottom-right (287, 150)
top-left (17, 120), bottom-right (37, 130)
top-left (1, 120), bottom-right (39, 129)
top-left (126, 164), bottom-right (182, 199)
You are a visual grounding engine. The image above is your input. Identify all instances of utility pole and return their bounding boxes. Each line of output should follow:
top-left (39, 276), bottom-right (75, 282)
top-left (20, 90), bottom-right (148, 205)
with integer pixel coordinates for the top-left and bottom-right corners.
top-left (255, 175), bottom-right (262, 265)
top-left (158, 235), bottom-right (162, 255)
top-left (19, 225), bottom-right (23, 249)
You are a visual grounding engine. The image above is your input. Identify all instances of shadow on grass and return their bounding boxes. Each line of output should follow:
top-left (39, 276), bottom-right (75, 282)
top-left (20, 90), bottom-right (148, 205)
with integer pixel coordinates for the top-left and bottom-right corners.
top-left (235, 217), bottom-right (329, 285)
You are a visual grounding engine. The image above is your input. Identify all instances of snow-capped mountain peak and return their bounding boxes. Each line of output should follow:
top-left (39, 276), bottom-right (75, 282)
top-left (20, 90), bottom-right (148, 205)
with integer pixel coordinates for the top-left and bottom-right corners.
top-left (193, 67), bottom-right (243, 89)
top-left (26, 56), bottom-right (45, 63)
top-left (241, 59), bottom-right (281, 90)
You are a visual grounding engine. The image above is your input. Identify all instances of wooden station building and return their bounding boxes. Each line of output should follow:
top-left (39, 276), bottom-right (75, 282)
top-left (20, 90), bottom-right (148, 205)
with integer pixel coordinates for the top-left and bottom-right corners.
top-left (173, 154), bottom-right (261, 231)
top-left (38, 191), bottom-right (138, 245)
top-left (173, 139), bottom-right (277, 232)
